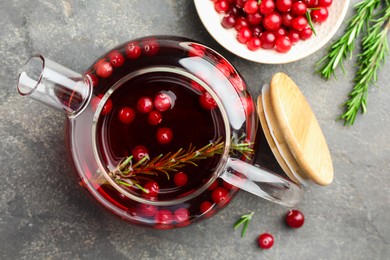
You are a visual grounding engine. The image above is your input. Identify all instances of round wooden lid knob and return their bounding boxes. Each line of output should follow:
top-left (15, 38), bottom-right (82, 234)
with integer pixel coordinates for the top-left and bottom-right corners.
top-left (257, 72), bottom-right (334, 186)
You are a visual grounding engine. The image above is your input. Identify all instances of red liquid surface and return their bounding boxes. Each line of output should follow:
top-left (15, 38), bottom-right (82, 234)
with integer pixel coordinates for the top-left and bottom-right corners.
top-left (96, 71), bottom-right (226, 201)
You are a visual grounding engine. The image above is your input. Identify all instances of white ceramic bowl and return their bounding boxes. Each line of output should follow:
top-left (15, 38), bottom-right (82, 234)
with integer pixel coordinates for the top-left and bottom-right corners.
top-left (194, 0), bottom-right (350, 64)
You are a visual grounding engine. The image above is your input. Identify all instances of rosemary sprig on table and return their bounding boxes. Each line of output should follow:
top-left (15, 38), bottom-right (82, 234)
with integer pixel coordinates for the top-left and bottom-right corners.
top-left (316, 0), bottom-right (382, 79)
top-left (316, 0), bottom-right (389, 125)
top-left (109, 137), bottom-right (253, 192)
top-left (233, 212), bottom-right (254, 237)
top-left (341, 6), bottom-right (390, 124)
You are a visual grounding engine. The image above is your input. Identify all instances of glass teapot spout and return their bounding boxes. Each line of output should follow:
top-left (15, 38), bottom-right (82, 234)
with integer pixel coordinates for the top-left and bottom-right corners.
top-left (17, 55), bottom-right (91, 117)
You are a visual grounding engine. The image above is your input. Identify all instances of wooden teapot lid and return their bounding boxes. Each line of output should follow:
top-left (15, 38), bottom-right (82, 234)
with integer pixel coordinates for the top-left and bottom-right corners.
top-left (257, 73), bottom-right (333, 186)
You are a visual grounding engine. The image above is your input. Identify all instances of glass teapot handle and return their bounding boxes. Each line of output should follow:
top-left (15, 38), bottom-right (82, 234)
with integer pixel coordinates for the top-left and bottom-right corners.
top-left (221, 157), bottom-right (303, 207)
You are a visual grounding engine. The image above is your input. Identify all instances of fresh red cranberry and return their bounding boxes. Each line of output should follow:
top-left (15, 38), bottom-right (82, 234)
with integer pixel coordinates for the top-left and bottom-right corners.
top-left (222, 180), bottom-right (235, 190)
top-left (174, 172), bottom-right (188, 187)
top-left (291, 16), bottom-right (308, 31)
top-left (263, 12), bottom-right (282, 31)
top-left (87, 73), bottom-right (98, 87)
top-left (107, 50), bottom-right (124, 68)
top-left (235, 0), bottom-right (247, 9)
top-left (173, 208), bottom-right (190, 224)
top-left (207, 180), bottom-right (219, 191)
top-left (243, 0), bottom-right (259, 14)
top-left (93, 59), bottom-right (105, 70)
top-left (141, 38), bottom-right (159, 56)
top-left (96, 61), bottom-right (113, 78)
top-left (299, 27), bottom-right (313, 40)
top-left (311, 7), bottom-right (329, 23)
top-left (257, 233), bottom-right (274, 249)
top-left (154, 91), bottom-right (173, 112)
top-left (132, 145), bottom-right (149, 162)
top-left (228, 5), bottom-right (240, 16)
top-left (221, 14), bottom-right (237, 28)
top-left (102, 99), bottom-right (113, 115)
top-left (156, 127), bottom-right (173, 144)
top-left (275, 36), bottom-right (292, 53)
top-left (251, 26), bottom-right (262, 37)
top-left (291, 1), bottom-right (307, 16)
top-left (260, 31), bottom-right (276, 49)
top-left (137, 203), bottom-right (157, 217)
top-left (285, 209), bottom-right (305, 228)
top-left (259, 0), bottom-right (275, 15)
top-left (247, 37), bottom-right (261, 51)
top-left (136, 97), bottom-right (153, 113)
top-left (234, 17), bottom-right (249, 31)
top-left (276, 0), bottom-right (292, 12)
top-left (148, 110), bottom-right (162, 125)
top-left (125, 42), bottom-right (142, 59)
top-left (154, 209), bottom-right (173, 225)
top-left (302, 0), bottom-right (317, 7)
top-left (199, 92), bottom-right (217, 110)
top-left (246, 12), bottom-right (262, 26)
top-left (214, 0), bottom-right (230, 13)
top-left (282, 12), bottom-right (294, 27)
top-left (288, 29), bottom-right (301, 44)
top-left (237, 26), bottom-right (252, 43)
top-left (275, 27), bottom-right (287, 37)
top-left (118, 107), bottom-right (135, 124)
top-left (211, 187), bottom-right (229, 204)
top-left (91, 94), bottom-right (112, 115)
top-left (318, 0), bottom-right (332, 7)
top-left (200, 201), bottom-right (214, 217)
top-left (144, 181), bottom-right (159, 197)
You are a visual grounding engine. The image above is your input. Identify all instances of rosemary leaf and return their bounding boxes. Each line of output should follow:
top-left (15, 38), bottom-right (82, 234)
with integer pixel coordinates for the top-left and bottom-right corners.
top-left (341, 6), bottom-right (390, 125)
top-left (233, 212), bottom-right (254, 237)
top-left (316, 0), bottom-right (382, 79)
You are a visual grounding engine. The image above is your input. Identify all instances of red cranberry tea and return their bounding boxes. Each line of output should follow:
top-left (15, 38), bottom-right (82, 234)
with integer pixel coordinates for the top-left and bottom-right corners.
top-left (95, 70), bottom-right (227, 202)
top-left (58, 36), bottom-right (257, 228)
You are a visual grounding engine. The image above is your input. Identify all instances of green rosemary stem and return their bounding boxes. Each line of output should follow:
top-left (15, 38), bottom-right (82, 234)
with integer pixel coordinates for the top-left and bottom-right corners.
top-left (316, 0), bottom-right (382, 79)
top-left (109, 137), bottom-right (254, 191)
top-left (341, 7), bottom-right (390, 125)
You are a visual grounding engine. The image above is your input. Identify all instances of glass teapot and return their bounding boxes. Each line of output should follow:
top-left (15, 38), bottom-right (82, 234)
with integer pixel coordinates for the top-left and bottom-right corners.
top-left (16, 36), bottom-right (325, 229)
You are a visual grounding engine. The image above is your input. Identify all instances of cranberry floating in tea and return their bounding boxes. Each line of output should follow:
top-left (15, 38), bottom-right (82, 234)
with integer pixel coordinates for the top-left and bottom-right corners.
top-left (17, 36), bottom-right (333, 229)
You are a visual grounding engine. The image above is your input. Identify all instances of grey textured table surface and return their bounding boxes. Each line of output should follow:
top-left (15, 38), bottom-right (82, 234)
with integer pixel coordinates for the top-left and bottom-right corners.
top-left (1, 1), bottom-right (389, 259)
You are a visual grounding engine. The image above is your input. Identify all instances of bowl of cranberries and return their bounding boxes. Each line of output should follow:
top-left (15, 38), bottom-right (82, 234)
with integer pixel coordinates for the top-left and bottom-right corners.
top-left (194, 0), bottom-right (350, 64)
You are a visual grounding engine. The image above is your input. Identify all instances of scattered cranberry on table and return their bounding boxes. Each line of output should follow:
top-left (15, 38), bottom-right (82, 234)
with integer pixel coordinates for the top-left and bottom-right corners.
top-left (212, 0), bottom-right (332, 52)
top-left (257, 233), bottom-right (274, 249)
top-left (285, 209), bottom-right (305, 228)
